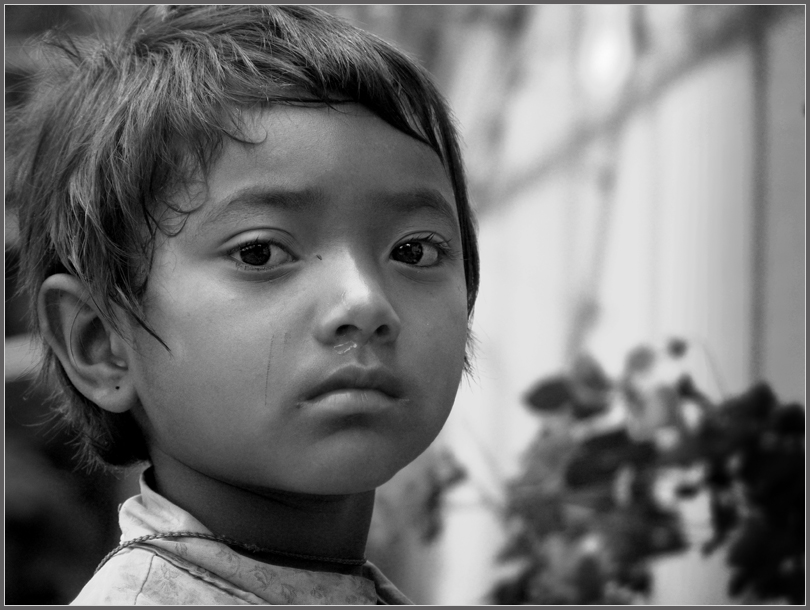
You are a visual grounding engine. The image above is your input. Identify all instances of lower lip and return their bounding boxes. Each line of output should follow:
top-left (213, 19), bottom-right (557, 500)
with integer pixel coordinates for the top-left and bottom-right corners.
top-left (302, 389), bottom-right (403, 413)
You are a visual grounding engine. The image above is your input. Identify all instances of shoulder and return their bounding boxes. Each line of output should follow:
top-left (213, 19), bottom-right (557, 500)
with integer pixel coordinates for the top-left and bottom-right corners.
top-left (71, 547), bottom-right (156, 605)
top-left (362, 561), bottom-right (413, 605)
top-left (71, 547), bottom-right (259, 605)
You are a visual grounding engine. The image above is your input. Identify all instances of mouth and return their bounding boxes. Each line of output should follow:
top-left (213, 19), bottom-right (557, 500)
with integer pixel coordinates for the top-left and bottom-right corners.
top-left (300, 366), bottom-right (406, 411)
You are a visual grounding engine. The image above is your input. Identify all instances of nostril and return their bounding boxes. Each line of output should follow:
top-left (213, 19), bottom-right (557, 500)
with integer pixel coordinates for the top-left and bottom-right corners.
top-left (335, 324), bottom-right (353, 338)
top-left (334, 323), bottom-right (390, 343)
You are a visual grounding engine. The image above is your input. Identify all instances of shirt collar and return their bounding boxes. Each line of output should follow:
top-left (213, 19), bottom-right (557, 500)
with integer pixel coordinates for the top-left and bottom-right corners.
top-left (115, 470), bottom-right (410, 604)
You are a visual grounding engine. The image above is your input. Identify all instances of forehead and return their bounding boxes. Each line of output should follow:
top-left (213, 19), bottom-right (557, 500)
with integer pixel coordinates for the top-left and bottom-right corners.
top-left (185, 104), bottom-right (458, 231)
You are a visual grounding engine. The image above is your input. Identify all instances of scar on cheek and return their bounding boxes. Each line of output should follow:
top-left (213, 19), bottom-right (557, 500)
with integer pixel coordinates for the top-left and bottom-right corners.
top-left (265, 336), bottom-right (274, 408)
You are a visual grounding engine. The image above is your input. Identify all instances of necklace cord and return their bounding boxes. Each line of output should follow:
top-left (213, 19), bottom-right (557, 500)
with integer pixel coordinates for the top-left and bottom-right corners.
top-left (94, 530), bottom-right (367, 575)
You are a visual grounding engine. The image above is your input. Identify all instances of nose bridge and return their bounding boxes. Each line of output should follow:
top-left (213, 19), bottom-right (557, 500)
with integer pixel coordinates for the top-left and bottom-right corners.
top-left (315, 248), bottom-right (400, 345)
top-left (335, 248), bottom-right (380, 303)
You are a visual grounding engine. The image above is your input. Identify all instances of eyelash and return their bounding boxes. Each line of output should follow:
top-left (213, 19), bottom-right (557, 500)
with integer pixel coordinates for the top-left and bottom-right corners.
top-left (392, 233), bottom-right (455, 268)
top-left (227, 237), bottom-right (296, 272)
top-left (226, 233), bottom-right (457, 272)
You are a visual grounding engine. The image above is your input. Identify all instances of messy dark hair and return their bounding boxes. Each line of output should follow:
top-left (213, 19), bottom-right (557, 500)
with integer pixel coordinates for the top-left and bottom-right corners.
top-left (7, 5), bottom-right (480, 469)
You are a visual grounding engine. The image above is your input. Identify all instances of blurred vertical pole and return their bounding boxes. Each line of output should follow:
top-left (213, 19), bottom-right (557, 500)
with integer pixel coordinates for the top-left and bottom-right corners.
top-left (759, 7), bottom-right (806, 404)
top-left (566, 5), bottom-right (639, 368)
top-left (655, 39), bottom-right (757, 397)
top-left (750, 7), bottom-right (768, 387)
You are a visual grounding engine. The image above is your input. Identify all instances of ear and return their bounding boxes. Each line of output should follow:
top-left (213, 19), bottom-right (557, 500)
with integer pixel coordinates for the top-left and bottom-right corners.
top-left (38, 274), bottom-right (137, 414)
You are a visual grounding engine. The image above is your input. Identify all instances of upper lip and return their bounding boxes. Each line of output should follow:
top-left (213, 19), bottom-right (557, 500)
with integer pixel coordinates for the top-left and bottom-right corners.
top-left (303, 366), bottom-right (404, 401)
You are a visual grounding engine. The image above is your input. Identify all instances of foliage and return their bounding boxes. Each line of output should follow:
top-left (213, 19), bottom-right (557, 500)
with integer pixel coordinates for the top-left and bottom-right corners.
top-left (672, 379), bottom-right (805, 603)
top-left (490, 340), bottom-right (805, 605)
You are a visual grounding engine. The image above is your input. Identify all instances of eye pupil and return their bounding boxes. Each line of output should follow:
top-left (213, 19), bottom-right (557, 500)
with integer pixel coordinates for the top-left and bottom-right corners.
top-left (395, 242), bottom-right (423, 265)
top-left (240, 243), bottom-right (271, 266)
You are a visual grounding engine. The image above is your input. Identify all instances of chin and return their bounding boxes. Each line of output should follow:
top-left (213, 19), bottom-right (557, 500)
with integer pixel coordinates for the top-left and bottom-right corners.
top-left (303, 466), bottom-right (401, 496)
top-left (300, 451), bottom-right (419, 496)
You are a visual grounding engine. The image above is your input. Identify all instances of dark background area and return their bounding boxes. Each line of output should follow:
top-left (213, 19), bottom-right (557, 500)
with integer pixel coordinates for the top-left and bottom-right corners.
top-left (5, 7), bottom-right (137, 604)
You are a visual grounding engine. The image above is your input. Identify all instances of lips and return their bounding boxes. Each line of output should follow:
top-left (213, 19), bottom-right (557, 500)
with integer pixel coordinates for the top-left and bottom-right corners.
top-left (302, 365), bottom-right (405, 402)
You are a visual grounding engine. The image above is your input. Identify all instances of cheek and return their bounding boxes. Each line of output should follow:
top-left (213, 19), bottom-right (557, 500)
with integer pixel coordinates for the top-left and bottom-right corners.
top-left (413, 289), bottom-right (469, 392)
top-left (132, 288), bottom-right (276, 414)
top-left (144, 269), bottom-right (266, 353)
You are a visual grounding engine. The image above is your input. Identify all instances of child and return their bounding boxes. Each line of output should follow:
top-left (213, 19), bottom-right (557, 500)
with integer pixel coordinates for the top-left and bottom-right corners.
top-left (7, 5), bottom-right (479, 605)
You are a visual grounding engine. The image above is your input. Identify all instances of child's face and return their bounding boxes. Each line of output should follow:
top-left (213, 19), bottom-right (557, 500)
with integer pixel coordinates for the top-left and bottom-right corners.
top-left (125, 105), bottom-right (469, 495)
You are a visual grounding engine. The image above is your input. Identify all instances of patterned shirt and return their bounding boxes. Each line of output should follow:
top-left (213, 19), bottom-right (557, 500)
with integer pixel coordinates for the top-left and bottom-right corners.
top-left (72, 474), bottom-right (411, 605)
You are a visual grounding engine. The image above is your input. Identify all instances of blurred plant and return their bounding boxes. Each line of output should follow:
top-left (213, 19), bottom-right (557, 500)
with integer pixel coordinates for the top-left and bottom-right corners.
top-left (490, 340), bottom-right (805, 605)
top-left (671, 379), bottom-right (805, 604)
top-left (368, 444), bottom-right (467, 552)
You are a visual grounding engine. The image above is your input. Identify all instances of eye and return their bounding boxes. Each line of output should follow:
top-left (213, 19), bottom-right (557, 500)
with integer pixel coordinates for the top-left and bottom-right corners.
top-left (229, 239), bottom-right (294, 269)
top-left (391, 241), bottom-right (441, 267)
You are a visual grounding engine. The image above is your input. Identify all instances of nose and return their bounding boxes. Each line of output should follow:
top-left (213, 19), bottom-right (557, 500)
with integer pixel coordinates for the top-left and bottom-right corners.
top-left (313, 253), bottom-right (401, 348)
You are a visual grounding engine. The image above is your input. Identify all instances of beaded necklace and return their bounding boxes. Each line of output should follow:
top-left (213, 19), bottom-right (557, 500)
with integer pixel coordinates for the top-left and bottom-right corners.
top-left (94, 530), bottom-right (367, 575)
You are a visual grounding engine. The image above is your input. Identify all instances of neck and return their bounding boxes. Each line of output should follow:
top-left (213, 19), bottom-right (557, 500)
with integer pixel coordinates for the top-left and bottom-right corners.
top-left (148, 448), bottom-right (374, 576)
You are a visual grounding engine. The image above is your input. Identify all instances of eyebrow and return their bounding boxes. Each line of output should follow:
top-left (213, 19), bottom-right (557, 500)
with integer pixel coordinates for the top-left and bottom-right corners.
top-left (199, 185), bottom-right (458, 229)
top-left (199, 185), bottom-right (327, 229)
top-left (378, 187), bottom-right (459, 226)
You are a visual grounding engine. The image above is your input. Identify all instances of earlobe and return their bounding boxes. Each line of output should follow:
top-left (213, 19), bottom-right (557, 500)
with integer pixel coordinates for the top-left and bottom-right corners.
top-left (38, 274), bottom-right (137, 414)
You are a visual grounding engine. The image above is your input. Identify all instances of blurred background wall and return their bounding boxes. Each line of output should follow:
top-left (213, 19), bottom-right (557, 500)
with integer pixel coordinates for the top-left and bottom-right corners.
top-left (5, 5), bottom-right (805, 605)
